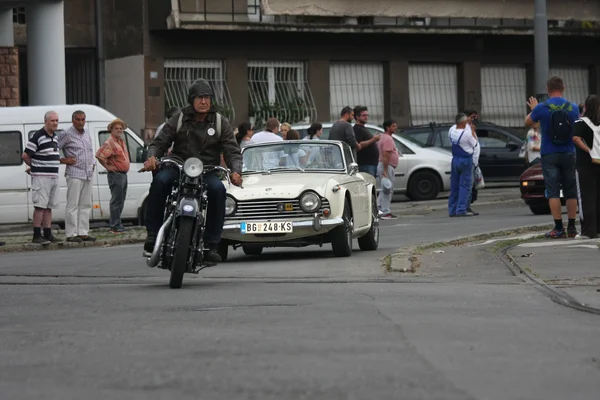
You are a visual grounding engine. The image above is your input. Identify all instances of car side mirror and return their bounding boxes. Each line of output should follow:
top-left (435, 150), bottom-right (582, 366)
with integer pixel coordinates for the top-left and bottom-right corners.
top-left (349, 162), bottom-right (359, 175)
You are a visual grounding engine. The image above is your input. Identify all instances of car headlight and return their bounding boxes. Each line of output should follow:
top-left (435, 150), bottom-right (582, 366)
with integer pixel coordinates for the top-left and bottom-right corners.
top-left (225, 196), bottom-right (236, 216)
top-left (300, 191), bottom-right (321, 213)
top-left (183, 157), bottom-right (203, 178)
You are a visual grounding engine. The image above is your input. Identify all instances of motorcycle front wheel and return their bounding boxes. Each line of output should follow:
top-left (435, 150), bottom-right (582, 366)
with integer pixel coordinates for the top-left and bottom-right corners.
top-left (169, 218), bottom-right (195, 289)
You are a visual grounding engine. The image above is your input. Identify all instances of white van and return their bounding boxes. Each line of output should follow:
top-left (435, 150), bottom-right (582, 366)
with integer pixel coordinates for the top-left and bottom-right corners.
top-left (0, 104), bottom-right (152, 225)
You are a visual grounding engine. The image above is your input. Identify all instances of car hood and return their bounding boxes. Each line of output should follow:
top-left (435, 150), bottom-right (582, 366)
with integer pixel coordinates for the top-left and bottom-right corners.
top-left (424, 146), bottom-right (452, 158)
top-left (520, 163), bottom-right (543, 180)
top-left (227, 173), bottom-right (336, 200)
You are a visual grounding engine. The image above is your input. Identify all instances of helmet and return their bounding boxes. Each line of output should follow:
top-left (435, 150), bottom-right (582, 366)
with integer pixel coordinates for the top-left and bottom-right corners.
top-left (187, 78), bottom-right (214, 106)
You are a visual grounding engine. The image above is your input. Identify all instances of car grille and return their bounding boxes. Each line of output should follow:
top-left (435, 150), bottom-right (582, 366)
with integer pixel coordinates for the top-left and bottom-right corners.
top-left (227, 198), bottom-right (330, 221)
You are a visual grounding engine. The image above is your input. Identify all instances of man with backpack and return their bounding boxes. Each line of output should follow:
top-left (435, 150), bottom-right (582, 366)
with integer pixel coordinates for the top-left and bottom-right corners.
top-left (526, 76), bottom-right (580, 238)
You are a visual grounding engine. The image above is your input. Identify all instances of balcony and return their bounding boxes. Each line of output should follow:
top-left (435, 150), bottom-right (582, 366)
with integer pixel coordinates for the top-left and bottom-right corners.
top-left (167, 0), bottom-right (600, 35)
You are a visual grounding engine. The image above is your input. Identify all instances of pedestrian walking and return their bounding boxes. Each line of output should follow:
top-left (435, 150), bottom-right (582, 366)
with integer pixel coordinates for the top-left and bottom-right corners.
top-left (448, 113), bottom-right (478, 217)
top-left (57, 110), bottom-right (96, 243)
top-left (526, 76), bottom-right (580, 238)
top-left (95, 119), bottom-right (130, 234)
top-left (21, 111), bottom-right (62, 244)
top-left (377, 120), bottom-right (400, 220)
top-left (573, 94), bottom-right (600, 239)
top-left (353, 106), bottom-right (381, 177)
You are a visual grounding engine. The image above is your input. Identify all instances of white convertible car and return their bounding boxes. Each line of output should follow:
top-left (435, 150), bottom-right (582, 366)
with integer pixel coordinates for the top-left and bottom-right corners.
top-left (218, 140), bottom-right (379, 260)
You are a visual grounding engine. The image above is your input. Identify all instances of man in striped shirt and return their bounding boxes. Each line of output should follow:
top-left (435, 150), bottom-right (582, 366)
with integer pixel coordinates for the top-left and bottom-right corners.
top-left (58, 110), bottom-right (97, 243)
top-left (22, 111), bottom-right (62, 244)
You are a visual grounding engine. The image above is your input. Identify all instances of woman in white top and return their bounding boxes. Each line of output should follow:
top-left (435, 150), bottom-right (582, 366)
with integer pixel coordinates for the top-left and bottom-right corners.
top-left (303, 123), bottom-right (323, 140)
top-left (235, 122), bottom-right (254, 149)
top-left (526, 122), bottom-right (541, 164)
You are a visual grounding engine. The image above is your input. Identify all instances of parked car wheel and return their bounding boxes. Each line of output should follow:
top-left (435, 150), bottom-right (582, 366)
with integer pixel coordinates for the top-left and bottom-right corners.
top-left (358, 193), bottom-right (379, 251)
top-left (242, 246), bottom-right (263, 256)
top-left (217, 241), bottom-right (229, 262)
top-left (529, 203), bottom-right (551, 215)
top-left (407, 170), bottom-right (440, 201)
top-left (331, 200), bottom-right (353, 257)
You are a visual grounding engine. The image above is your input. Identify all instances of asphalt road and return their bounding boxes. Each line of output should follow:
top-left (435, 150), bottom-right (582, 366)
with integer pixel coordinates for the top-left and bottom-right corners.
top-left (1, 194), bottom-right (599, 400)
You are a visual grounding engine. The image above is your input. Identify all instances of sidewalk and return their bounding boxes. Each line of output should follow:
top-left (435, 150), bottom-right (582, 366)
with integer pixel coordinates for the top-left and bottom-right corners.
top-left (507, 238), bottom-right (600, 311)
top-left (0, 226), bottom-right (146, 253)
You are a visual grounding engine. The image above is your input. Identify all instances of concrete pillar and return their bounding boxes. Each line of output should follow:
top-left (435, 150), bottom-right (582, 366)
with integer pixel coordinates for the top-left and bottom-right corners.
top-left (27, 1), bottom-right (66, 105)
top-left (226, 58), bottom-right (248, 125)
top-left (307, 59), bottom-right (330, 123)
top-left (386, 61), bottom-right (410, 128)
top-left (458, 61), bottom-right (482, 114)
top-left (0, 9), bottom-right (14, 47)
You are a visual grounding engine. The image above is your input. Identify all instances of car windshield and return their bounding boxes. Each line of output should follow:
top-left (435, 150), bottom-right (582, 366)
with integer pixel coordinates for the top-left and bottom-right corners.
top-left (395, 132), bottom-right (425, 147)
top-left (242, 142), bottom-right (345, 173)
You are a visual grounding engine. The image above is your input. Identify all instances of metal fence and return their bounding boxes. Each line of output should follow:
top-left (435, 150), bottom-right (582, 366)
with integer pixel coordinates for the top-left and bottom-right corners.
top-left (480, 66), bottom-right (527, 127)
top-left (247, 61), bottom-right (317, 128)
top-left (329, 63), bottom-right (385, 125)
top-left (409, 64), bottom-right (458, 125)
top-left (163, 59), bottom-right (235, 121)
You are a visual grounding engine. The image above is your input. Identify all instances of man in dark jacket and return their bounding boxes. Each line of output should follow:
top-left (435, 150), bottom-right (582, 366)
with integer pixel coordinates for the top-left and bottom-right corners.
top-left (143, 79), bottom-right (243, 262)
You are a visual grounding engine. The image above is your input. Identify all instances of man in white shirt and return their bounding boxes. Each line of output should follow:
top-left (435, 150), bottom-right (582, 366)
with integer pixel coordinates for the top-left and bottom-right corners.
top-left (249, 118), bottom-right (285, 170)
top-left (448, 113), bottom-right (478, 217)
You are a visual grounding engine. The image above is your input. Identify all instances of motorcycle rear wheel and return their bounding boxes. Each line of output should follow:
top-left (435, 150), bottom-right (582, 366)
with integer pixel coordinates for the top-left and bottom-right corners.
top-left (169, 218), bottom-right (195, 289)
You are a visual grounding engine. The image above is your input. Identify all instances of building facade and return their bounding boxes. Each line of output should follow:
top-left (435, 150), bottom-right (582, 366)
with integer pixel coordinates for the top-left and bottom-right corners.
top-left (2, 0), bottom-right (600, 137)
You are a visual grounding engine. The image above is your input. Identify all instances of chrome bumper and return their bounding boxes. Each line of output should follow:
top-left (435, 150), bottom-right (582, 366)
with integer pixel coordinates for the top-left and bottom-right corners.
top-left (223, 216), bottom-right (344, 232)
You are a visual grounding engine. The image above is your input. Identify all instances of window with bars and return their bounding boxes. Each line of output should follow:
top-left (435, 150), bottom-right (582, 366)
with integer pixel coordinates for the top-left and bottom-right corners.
top-left (480, 66), bottom-right (527, 127)
top-left (163, 59), bottom-right (235, 122)
top-left (12, 7), bottom-right (26, 25)
top-left (247, 61), bottom-right (317, 128)
top-left (549, 67), bottom-right (590, 105)
top-left (329, 63), bottom-right (385, 125)
top-left (409, 64), bottom-right (458, 126)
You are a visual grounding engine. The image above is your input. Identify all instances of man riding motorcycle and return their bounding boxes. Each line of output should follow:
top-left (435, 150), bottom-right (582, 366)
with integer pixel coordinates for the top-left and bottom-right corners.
top-left (143, 78), bottom-right (243, 263)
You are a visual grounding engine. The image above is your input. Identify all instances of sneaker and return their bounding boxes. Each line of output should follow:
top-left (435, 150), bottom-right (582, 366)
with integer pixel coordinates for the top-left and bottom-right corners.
top-left (456, 212), bottom-right (474, 217)
top-left (78, 236), bottom-right (97, 242)
top-left (575, 234), bottom-right (590, 240)
top-left (66, 236), bottom-right (83, 243)
top-left (467, 208), bottom-right (479, 216)
top-left (109, 226), bottom-right (125, 234)
top-left (567, 227), bottom-right (578, 238)
top-left (204, 248), bottom-right (222, 264)
top-left (545, 229), bottom-right (566, 239)
top-left (32, 236), bottom-right (51, 245)
top-left (144, 236), bottom-right (156, 253)
top-left (380, 213), bottom-right (398, 220)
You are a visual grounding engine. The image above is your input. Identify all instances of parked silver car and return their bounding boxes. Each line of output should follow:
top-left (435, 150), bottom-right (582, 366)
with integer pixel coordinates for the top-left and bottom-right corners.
top-left (292, 123), bottom-right (452, 200)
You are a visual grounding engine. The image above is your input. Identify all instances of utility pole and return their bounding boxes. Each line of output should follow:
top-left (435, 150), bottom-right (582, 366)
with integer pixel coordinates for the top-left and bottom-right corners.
top-left (534, 0), bottom-right (549, 101)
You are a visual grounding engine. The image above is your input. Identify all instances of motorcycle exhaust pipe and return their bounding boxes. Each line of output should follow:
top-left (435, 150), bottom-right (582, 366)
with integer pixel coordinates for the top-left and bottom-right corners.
top-left (146, 213), bottom-right (174, 268)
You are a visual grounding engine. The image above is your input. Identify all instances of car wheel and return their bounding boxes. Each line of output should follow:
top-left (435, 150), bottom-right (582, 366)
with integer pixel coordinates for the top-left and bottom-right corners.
top-left (242, 246), bottom-right (263, 256)
top-left (529, 203), bottom-right (551, 215)
top-left (358, 192), bottom-right (379, 251)
top-left (408, 170), bottom-right (440, 201)
top-left (217, 241), bottom-right (229, 262)
top-left (331, 200), bottom-right (353, 257)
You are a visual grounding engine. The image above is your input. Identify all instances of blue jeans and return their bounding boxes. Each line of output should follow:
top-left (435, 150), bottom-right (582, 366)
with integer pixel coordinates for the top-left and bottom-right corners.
top-left (448, 157), bottom-right (473, 216)
top-left (145, 167), bottom-right (226, 245)
top-left (359, 164), bottom-right (377, 177)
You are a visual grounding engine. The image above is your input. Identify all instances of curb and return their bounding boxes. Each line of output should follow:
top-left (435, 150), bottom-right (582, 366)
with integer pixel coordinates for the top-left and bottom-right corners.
top-left (0, 237), bottom-right (144, 253)
top-left (501, 245), bottom-right (600, 316)
top-left (383, 224), bottom-right (554, 273)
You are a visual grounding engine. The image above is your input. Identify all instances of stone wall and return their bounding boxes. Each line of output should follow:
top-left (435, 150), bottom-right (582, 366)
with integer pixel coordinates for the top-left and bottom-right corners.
top-left (0, 47), bottom-right (20, 107)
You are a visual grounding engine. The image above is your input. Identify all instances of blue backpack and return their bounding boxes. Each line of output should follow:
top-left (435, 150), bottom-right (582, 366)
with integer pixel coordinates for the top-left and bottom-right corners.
top-left (544, 101), bottom-right (573, 145)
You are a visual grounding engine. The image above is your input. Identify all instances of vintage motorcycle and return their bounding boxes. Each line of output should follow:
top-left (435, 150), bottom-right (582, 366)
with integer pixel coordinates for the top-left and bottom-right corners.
top-left (141, 156), bottom-right (230, 289)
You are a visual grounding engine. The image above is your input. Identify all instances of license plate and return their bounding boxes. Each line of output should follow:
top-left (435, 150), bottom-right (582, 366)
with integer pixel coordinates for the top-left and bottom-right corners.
top-left (240, 221), bottom-right (293, 234)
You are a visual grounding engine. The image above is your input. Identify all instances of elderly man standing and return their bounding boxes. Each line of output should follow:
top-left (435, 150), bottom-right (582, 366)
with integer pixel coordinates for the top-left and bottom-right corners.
top-left (95, 119), bottom-right (130, 234)
top-left (58, 110), bottom-right (96, 243)
top-left (22, 111), bottom-right (62, 244)
top-left (448, 113), bottom-right (478, 217)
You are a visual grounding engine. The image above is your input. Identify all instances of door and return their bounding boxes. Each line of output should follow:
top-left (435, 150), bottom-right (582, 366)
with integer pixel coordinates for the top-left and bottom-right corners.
top-left (475, 127), bottom-right (522, 179)
top-left (92, 125), bottom-right (151, 221)
top-left (391, 137), bottom-right (412, 192)
top-left (0, 126), bottom-right (29, 223)
top-left (341, 143), bottom-right (370, 229)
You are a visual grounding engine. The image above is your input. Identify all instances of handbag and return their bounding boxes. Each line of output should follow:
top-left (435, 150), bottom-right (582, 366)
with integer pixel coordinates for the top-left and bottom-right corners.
top-left (474, 166), bottom-right (485, 190)
top-left (580, 117), bottom-right (600, 164)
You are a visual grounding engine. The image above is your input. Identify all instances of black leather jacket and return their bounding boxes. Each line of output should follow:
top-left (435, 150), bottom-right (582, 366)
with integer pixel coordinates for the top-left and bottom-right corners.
top-left (147, 105), bottom-right (242, 173)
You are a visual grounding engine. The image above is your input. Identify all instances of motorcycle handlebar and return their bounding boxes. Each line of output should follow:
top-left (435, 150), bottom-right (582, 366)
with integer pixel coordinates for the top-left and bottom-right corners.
top-left (138, 159), bottom-right (236, 187)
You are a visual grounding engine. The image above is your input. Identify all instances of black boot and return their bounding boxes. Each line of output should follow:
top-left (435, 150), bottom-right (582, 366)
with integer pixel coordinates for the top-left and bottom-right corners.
top-left (203, 246), bottom-right (222, 264)
top-left (144, 235), bottom-right (157, 253)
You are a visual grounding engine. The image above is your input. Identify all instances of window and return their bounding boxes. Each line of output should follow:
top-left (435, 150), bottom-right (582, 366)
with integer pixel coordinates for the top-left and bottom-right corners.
top-left (394, 138), bottom-right (415, 155)
top-left (409, 64), bottom-right (458, 125)
top-left (367, 128), bottom-right (384, 136)
top-left (12, 8), bottom-right (26, 25)
top-left (0, 131), bottom-right (23, 166)
top-left (404, 129), bottom-right (431, 146)
top-left (476, 129), bottom-right (511, 148)
top-left (98, 131), bottom-right (145, 163)
top-left (480, 66), bottom-right (526, 127)
top-left (435, 129), bottom-right (452, 147)
top-left (320, 128), bottom-right (331, 140)
top-left (342, 143), bottom-right (355, 170)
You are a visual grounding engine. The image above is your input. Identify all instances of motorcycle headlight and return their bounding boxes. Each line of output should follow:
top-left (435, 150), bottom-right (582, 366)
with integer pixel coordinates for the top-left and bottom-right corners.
top-left (300, 191), bottom-right (321, 213)
top-left (225, 196), bottom-right (236, 216)
top-left (183, 157), bottom-right (203, 178)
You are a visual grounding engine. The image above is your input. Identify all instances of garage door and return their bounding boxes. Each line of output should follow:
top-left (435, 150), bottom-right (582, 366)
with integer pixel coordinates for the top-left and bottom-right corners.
top-left (409, 64), bottom-right (458, 126)
top-left (330, 63), bottom-right (384, 125)
top-left (481, 66), bottom-right (527, 128)
top-left (549, 67), bottom-right (589, 106)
